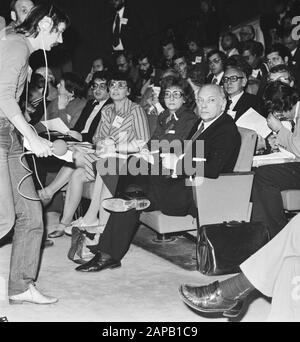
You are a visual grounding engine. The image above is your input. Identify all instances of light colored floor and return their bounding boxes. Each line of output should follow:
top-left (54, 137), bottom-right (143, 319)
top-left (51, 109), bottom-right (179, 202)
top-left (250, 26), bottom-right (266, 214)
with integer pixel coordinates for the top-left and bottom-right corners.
top-left (0, 213), bottom-right (271, 322)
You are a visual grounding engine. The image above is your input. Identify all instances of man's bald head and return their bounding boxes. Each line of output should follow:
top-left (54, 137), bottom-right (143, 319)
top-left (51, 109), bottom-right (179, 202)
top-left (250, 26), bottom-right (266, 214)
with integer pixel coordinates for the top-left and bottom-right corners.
top-left (196, 85), bottom-right (226, 122)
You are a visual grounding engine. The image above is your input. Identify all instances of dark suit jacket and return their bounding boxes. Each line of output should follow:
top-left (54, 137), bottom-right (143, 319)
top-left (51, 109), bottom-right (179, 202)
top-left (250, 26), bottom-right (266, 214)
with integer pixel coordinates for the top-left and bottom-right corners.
top-left (109, 4), bottom-right (159, 54)
top-left (178, 113), bottom-right (241, 179)
top-left (206, 73), bottom-right (224, 86)
top-left (148, 113), bottom-right (241, 217)
top-left (231, 92), bottom-right (265, 121)
top-left (73, 98), bottom-right (112, 143)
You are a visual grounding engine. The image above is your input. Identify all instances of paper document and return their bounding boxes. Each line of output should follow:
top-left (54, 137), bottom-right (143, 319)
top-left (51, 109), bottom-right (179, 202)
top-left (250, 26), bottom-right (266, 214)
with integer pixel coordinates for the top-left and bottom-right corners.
top-left (253, 147), bottom-right (296, 167)
top-left (41, 118), bottom-right (70, 135)
top-left (236, 108), bottom-right (272, 138)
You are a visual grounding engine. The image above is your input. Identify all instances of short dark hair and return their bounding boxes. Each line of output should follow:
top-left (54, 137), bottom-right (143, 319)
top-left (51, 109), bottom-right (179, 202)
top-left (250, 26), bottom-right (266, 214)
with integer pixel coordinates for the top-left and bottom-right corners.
top-left (91, 71), bottom-right (111, 84)
top-left (173, 52), bottom-right (187, 62)
top-left (265, 43), bottom-right (291, 61)
top-left (263, 81), bottom-right (299, 114)
top-left (61, 72), bottom-right (86, 99)
top-left (240, 40), bottom-right (264, 58)
top-left (221, 32), bottom-right (239, 49)
top-left (160, 76), bottom-right (195, 109)
top-left (136, 51), bottom-right (152, 64)
top-left (16, 4), bottom-right (70, 37)
top-left (225, 55), bottom-right (252, 78)
top-left (109, 71), bottom-right (133, 91)
top-left (161, 36), bottom-right (176, 48)
top-left (269, 64), bottom-right (294, 75)
top-left (207, 49), bottom-right (227, 64)
top-left (29, 72), bottom-right (46, 92)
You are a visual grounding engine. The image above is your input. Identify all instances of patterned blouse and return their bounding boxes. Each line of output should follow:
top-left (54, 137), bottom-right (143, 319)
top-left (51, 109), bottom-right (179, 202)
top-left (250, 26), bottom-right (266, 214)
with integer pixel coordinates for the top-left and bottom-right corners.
top-left (93, 98), bottom-right (150, 149)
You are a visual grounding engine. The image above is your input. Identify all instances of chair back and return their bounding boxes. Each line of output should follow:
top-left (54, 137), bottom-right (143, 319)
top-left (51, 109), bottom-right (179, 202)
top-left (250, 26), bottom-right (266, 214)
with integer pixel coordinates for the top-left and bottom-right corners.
top-left (234, 127), bottom-right (257, 172)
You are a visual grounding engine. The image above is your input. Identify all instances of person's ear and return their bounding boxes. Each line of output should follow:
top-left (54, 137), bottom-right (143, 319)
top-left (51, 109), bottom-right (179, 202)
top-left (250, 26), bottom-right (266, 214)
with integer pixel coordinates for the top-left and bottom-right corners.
top-left (284, 56), bottom-right (289, 65)
top-left (38, 16), bottom-right (53, 32)
top-left (221, 99), bottom-right (226, 112)
top-left (11, 11), bottom-right (17, 22)
top-left (242, 77), bottom-right (247, 88)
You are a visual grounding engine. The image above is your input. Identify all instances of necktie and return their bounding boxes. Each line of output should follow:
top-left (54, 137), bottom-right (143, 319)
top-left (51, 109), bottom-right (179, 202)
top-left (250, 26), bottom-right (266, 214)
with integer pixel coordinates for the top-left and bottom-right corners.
top-left (291, 120), bottom-right (296, 133)
top-left (112, 13), bottom-right (120, 47)
top-left (212, 77), bottom-right (218, 84)
top-left (226, 99), bottom-right (232, 112)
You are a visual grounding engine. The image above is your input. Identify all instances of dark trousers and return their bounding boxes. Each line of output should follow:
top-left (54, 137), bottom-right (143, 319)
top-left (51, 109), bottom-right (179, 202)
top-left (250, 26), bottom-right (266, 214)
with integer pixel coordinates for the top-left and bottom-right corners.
top-left (251, 162), bottom-right (300, 238)
top-left (97, 175), bottom-right (195, 261)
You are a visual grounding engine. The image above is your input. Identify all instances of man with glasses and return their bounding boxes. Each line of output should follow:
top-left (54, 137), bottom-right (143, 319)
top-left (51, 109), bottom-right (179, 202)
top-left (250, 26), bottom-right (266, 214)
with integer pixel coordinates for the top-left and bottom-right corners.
top-left (223, 66), bottom-right (265, 121)
top-left (206, 50), bottom-right (227, 85)
top-left (69, 71), bottom-right (112, 143)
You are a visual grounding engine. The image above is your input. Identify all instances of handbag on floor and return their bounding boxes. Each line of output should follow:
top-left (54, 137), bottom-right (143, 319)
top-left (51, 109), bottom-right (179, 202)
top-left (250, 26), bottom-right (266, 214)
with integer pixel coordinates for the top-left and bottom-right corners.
top-left (68, 227), bottom-right (100, 265)
top-left (196, 221), bottom-right (270, 276)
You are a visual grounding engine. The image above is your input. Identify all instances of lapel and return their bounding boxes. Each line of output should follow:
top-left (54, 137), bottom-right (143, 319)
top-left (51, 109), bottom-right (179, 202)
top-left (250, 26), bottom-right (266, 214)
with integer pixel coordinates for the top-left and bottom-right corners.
top-left (120, 6), bottom-right (129, 34)
top-left (192, 113), bottom-right (228, 143)
top-left (233, 93), bottom-right (248, 121)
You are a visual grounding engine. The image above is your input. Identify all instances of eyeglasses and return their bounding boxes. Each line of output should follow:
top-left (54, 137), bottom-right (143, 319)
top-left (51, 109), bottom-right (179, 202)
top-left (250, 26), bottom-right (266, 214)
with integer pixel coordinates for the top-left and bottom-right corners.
top-left (223, 76), bottom-right (244, 83)
top-left (109, 80), bottom-right (128, 89)
top-left (208, 58), bottom-right (222, 65)
top-left (164, 90), bottom-right (184, 99)
top-left (91, 82), bottom-right (107, 90)
top-left (196, 97), bottom-right (218, 105)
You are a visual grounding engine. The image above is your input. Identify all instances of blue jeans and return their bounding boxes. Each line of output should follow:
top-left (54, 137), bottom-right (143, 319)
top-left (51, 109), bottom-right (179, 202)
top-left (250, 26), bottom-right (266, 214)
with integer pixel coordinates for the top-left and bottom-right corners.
top-left (0, 118), bottom-right (43, 296)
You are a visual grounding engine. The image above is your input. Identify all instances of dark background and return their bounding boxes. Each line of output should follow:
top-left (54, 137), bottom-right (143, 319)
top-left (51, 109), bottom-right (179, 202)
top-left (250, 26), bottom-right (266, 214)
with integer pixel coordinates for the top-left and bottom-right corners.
top-left (0, 0), bottom-right (279, 77)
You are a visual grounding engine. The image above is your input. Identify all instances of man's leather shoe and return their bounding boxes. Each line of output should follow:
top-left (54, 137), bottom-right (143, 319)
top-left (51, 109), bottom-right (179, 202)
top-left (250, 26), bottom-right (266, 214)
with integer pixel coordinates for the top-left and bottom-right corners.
top-left (9, 284), bottom-right (58, 305)
top-left (102, 198), bottom-right (150, 212)
top-left (75, 253), bottom-right (121, 272)
top-left (179, 282), bottom-right (244, 318)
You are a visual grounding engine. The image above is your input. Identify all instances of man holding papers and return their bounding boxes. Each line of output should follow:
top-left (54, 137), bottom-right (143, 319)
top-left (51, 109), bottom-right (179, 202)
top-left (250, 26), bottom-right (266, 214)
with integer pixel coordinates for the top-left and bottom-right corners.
top-left (251, 81), bottom-right (300, 238)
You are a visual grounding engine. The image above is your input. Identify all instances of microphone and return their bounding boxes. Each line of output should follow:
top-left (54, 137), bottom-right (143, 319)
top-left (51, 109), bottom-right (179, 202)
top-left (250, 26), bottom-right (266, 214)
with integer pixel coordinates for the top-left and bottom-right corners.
top-left (23, 138), bottom-right (68, 157)
top-left (52, 139), bottom-right (68, 156)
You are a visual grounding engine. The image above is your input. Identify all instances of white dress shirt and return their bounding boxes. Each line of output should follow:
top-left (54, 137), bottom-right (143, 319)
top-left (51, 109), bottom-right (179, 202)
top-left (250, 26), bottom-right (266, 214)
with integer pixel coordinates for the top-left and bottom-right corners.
top-left (212, 71), bottom-right (224, 85)
top-left (227, 91), bottom-right (244, 120)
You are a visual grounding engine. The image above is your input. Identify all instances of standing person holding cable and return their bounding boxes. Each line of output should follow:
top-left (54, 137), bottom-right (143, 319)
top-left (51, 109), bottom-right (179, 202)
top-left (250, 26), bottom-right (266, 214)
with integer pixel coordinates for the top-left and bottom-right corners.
top-left (0, 3), bottom-right (69, 305)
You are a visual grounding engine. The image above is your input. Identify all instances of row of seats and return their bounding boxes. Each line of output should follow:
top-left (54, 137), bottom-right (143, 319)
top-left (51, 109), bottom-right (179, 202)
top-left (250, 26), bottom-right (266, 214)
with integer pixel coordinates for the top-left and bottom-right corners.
top-left (76, 127), bottom-right (300, 237)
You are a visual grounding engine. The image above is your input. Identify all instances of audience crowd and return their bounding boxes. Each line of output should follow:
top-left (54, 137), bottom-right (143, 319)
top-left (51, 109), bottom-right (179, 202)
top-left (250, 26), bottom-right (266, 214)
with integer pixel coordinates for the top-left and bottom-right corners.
top-left (1, 0), bottom-right (300, 321)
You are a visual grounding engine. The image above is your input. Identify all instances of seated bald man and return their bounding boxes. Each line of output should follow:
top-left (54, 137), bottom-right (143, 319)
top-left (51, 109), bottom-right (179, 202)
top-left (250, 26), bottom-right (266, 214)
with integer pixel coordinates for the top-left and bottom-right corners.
top-left (76, 84), bottom-right (241, 273)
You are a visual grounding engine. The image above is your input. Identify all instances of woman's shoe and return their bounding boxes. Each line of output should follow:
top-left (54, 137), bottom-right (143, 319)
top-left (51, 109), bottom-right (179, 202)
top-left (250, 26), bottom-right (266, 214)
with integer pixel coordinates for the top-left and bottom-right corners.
top-left (48, 222), bottom-right (69, 238)
top-left (64, 217), bottom-right (101, 236)
top-left (38, 188), bottom-right (53, 207)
